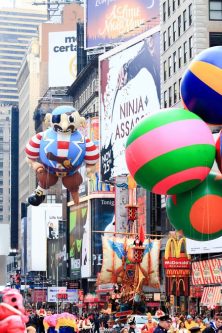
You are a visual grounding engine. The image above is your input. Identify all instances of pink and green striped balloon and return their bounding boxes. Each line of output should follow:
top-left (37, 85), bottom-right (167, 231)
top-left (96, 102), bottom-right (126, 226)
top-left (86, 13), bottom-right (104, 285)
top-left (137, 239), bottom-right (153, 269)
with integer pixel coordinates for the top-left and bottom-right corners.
top-left (125, 108), bottom-right (215, 195)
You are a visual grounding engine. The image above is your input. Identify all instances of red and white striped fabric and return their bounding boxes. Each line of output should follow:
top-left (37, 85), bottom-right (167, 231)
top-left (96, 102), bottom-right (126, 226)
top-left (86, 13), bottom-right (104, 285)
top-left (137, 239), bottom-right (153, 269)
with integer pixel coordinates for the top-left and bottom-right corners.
top-left (200, 286), bottom-right (222, 307)
top-left (85, 137), bottom-right (99, 165)
top-left (25, 133), bottom-right (99, 165)
top-left (192, 259), bottom-right (222, 285)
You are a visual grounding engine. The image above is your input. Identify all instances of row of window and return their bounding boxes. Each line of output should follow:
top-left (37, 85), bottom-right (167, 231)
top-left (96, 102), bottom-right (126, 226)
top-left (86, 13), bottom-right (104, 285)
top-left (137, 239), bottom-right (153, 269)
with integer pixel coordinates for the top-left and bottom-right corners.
top-left (163, 4), bottom-right (192, 51)
top-left (163, 36), bottom-right (193, 81)
top-left (163, 78), bottom-right (182, 108)
top-left (163, 0), bottom-right (222, 22)
top-left (163, 0), bottom-right (192, 21)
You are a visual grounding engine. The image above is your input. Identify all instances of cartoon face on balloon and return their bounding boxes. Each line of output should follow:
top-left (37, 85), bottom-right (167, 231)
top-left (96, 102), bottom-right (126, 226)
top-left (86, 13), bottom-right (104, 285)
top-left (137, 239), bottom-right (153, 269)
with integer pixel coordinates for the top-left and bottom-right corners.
top-left (166, 172), bottom-right (222, 241)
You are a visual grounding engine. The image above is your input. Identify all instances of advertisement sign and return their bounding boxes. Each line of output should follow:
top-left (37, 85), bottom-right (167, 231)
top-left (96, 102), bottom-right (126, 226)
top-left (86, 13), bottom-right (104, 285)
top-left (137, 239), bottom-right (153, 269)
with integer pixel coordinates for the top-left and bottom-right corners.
top-left (69, 201), bottom-right (89, 279)
top-left (48, 31), bottom-right (77, 87)
top-left (191, 259), bottom-right (222, 285)
top-left (91, 198), bottom-right (115, 276)
top-left (186, 236), bottom-right (222, 254)
top-left (115, 176), bottom-right (129, 233)
top-left (85, 0), bottom-right (160, 49)
top-left (0, 224), bottom-right (10, 255)
top-left (47, 287), bottom-right (78, 303)
top-left (100, 27), bottom-right (160, 181)
top-left (47, 218), bottom-right (67, 283)
top-left (27, 204), bottom-right (62, 272)
top-left (165, 269), bottom-right (190, 277)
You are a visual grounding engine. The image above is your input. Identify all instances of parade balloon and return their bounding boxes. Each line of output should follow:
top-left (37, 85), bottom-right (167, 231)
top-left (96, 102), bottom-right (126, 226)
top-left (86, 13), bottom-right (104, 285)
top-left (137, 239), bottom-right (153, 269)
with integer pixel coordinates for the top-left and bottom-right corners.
top-left (181, 46), bottom-right (222, 125)
top-left (125, 108), bottom-right (215, 195)
top-left (25, 105), bottom-right (99, 206)
top-left (166, 172), bottom-right (222, 241)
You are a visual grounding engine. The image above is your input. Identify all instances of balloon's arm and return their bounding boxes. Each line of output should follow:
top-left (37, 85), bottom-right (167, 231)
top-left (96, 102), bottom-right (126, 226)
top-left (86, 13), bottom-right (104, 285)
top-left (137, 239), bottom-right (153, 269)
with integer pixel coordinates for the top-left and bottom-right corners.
top-left (26, 157), bottom-right (45, 172)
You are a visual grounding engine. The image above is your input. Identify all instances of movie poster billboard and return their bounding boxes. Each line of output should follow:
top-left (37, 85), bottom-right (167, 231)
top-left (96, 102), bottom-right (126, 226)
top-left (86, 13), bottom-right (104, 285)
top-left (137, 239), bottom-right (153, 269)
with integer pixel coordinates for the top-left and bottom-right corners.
top-left (85, 0), bottom-right (160, 49)
top-left (91, 197), bottom-right (115, 277)
top-left (100, 27), bottom-right (160, 181)
top-left (69, 202), bottom-right (89, 279)
top-left (48, 31), bottom-right (77, 87)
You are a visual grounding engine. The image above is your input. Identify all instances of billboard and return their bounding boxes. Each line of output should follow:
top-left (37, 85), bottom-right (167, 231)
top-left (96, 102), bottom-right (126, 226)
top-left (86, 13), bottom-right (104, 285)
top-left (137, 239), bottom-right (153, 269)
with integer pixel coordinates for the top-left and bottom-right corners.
top-left (186, 236), bottom-right (222, 254)
top-left (47, 287), bottom-right (78, 303)
top-left (85, 0), bottom-right (160, 49)
top-left (27, 204), bottom-right (62, 272)
top-left (69, 201), bottom-right (89, 279)
top-left (47, 223), bottom-right (67, 284)
top-left (91, 197), bottom-right (115, 277)
top-left (48, 31), bottom-right (77, 87)
top-left (100, 27), bottom-right (160, 181)
top-left (0, 224), bottom-right (10, 255)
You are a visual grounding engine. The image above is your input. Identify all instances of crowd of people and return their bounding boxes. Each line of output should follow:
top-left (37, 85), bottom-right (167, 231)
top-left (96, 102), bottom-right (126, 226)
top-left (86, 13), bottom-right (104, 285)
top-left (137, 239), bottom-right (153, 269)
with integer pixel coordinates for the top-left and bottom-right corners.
top-left (24, 311), bottom-right (222, 333)
top-left (1, 288), bottom-right (222, 333)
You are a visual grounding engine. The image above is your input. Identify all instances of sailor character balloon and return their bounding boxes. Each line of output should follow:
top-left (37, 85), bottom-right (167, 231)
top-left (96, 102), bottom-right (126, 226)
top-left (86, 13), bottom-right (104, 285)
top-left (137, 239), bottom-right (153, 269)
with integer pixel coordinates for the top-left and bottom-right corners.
top-left (25, 105), bottom-right (99, 206)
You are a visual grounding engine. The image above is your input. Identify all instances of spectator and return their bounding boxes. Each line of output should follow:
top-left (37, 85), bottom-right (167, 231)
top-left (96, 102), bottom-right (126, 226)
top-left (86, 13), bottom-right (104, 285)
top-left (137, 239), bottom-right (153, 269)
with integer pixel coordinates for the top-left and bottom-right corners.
top-left (185, 316), bottom-right (196, 332)
top-left (203, 314), bottom-right (222, 333)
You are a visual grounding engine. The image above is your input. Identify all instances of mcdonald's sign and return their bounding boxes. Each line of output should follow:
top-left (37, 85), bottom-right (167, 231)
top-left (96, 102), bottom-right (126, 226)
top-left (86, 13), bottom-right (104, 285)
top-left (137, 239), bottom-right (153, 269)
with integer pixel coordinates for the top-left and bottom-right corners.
top-left (164, 237), bottom-right (190, 260)
top-left (164, 237), bottom-right (191, 276)
top-left (164, 237), bottom-right (190, 297)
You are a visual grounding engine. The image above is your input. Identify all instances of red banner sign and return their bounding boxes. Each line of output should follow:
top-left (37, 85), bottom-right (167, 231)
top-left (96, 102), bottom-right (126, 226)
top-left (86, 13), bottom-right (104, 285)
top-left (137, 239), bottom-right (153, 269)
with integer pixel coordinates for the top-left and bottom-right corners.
top-left (164, 257), bottom-right (191, 269)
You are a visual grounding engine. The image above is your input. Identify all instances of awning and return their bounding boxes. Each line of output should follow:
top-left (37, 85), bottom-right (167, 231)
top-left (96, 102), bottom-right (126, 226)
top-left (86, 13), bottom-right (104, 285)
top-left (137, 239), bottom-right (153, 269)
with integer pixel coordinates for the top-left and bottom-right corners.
top-left (200, 286), bottom-right (222, 307)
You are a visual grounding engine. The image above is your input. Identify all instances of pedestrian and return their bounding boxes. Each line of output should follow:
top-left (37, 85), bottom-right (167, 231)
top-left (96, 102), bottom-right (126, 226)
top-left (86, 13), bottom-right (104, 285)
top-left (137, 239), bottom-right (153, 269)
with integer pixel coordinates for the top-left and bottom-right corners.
top-left (153, 314), bottom-right (172, 333)
top-left (202, 314), bottom-right (222, 333)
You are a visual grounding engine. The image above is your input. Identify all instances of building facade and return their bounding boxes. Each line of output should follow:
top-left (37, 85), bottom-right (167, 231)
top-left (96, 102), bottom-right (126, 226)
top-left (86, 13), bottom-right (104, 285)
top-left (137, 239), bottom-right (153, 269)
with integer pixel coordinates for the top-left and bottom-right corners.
top-left (160, 0), bottom-right (222, 109)
top-left (0, 6), bottom-right (47, 105)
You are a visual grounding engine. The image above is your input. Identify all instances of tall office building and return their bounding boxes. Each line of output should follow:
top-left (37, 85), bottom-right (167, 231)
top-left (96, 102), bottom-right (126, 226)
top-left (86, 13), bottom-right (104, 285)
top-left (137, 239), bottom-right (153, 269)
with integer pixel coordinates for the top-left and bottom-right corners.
top-left (0, 6), bottom-right (47, 105)
top-left (0, 5), bottom-right (47, 284)
top-left (160, 0), bottom-right (222, 109)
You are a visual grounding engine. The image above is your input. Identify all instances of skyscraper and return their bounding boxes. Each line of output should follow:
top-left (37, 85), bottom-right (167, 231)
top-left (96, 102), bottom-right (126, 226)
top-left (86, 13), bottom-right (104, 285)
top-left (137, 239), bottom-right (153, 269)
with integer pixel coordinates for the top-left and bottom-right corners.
top-left (0, 6), bottom-right (47, 105)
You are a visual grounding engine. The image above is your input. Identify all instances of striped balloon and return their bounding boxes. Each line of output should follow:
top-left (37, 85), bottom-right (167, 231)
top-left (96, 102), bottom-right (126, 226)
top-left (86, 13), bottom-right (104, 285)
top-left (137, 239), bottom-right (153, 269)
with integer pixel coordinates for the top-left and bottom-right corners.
top-left (181, 46), bottom-right (222, 125)
top-left (125, 108), bottom-right (215, 195)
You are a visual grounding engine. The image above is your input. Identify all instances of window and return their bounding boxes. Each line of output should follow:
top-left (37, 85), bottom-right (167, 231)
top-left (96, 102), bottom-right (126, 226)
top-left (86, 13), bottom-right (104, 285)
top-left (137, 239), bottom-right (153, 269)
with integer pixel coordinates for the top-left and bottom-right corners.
top-left (179, 78), bottom-right (182, 99)
top-left (163, 1), bottom-right (166, 21)
top-left (189, 36), bottom-right (193, 58)
top-left (164, 91), bottom-right (167, 108)
top-left (178, 46), bottom-right (182, 67)
top-left (169, 86), bottom-right (172, 106)
top-left (163, 31), bottom-right (167, 51)
top-left (46, 194), bottom-right (56, 204)
top-left (184, 41), bottom-right (188, 63)
top-left (173, 0), bottom-right (176, 11)
top-left (174, 82), bottom-right (177, 103)
top-left (178, 0), bottom-right (180, 6)
top-left (183, 9), bottom-right (187, 31)
top-left (168, 0), bottom-right (171, 16)
top-left (173, 21), bottom-right (176, 41)
top-left (189, 3), bottom-right (193, 25)
top-left (209, 0), bottom-right (222, 20)
top-left (209, 32), bottom-right (222, 46)
top-left (168, 56), bottom-right (172, 77)
top-left (173, 51), bottom-right (177, 72)
top-left (178, 15), bottom-right (182, 37)
top-left (168, 26), bottom-right (172, 46)
top-left (164, 61), bottom-right (167, 81)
